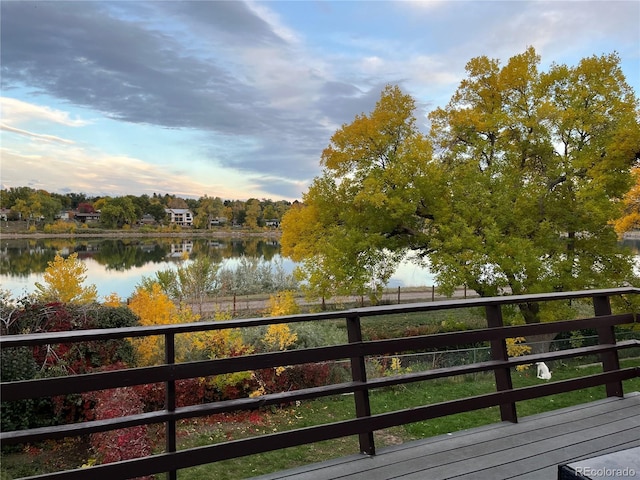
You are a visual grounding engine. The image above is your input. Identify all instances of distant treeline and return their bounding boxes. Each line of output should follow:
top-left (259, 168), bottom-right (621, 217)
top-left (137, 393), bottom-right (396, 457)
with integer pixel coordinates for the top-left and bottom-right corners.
top-left (0, 186), bottom-right (295, 229)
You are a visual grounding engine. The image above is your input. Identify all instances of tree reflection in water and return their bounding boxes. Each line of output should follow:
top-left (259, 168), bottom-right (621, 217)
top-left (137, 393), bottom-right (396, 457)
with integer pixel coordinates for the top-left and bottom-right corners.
top-left (0, 237), bottom-right (286, 299)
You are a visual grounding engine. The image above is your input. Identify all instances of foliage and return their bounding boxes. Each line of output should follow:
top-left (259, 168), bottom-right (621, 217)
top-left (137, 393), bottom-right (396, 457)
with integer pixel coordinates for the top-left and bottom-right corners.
top-left (96, 196), bottom-right (138, 228)
top-left (194, 195), bottom-right (225, 229)
top-left (43, 220), bottom-right (77, 234)
top-left (127, 283), bottom-right (189, 365)
top-left (218, 257), bottom-right (297, 296)
top-left (282, 49), bottom-right (640, 324)
top-left (428, 48), bottom-right (639, 304)
top-left (8, 189), bottom-right (63, 228)
top-left (613, 167), bottom-right (640, 234)
top-left (83, 380), bottom-right (152, 475)
top-left (263, 323), bottom-right (298, 352)
top-left (506, 337), bottom-right (533, 371)
top-left (175, 256), bottom-right (220, 314)
top-left (0, 301), bottom-right (137, 429)
top-left (191, 309), bottom-right (255, 397)
top-left (263, 290), bottom-right (299, 350)
top-left (266, 290), bottom-right (300, 317)
top-left (102, 292), bottom-right (123, 307)
top-left (281, 85), bottom-right (435, 304)
top-left (250, 292), bottom-right (300, 397)
top-left (34, 253), bottom-right (98, 304)
top-left (138, 268), bottom-right (179, 297)
top-left (244, 198), bottom-right (262, 229)
top-left (1, 187), bottom-right (293, 230)
top-left (0, 346), bottom-right (49, 432)
top-left (251, 362), bottom-right (335, 398)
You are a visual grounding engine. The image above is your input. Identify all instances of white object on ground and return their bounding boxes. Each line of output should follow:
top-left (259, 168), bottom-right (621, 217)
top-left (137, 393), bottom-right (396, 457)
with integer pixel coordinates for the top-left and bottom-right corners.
top-left (536, 362), bottom-right (552, 380)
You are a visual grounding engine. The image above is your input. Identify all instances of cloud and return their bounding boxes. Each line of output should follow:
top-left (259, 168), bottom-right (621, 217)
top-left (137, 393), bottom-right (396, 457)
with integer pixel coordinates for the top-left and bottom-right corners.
top-left (0, 97), bottom-right (89, 127)
top-left (0, 1), bottom-right (351, 186)
top-left (0, 123), bottom-right (75, 144)
top-left (1, 0), bottom-right (637, 201)
top-left (0, 136), bottom-right (304, 201)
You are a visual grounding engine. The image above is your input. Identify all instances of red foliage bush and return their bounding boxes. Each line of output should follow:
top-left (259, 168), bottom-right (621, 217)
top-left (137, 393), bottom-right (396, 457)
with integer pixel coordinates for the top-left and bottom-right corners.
top-left (253, 362), bottom-right (334, 396)
top-left (84, 385), bottom-right (152, 479)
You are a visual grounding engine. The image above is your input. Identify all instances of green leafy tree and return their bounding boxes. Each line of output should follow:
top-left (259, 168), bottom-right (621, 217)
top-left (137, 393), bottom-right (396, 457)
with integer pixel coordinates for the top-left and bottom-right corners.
top-left (194, 195), bottom-right (224, 229)
top-left (139, 257), bottom-right (220, 315)
top-left (1, 186), bottom-right (33, 209)
top-left (146, 201), bottom-right (167, 224)
top-left (12, 198), bottom-right (33, 227)
top-left (99, 196), bottom-right (138, 228)
top-left (281, 84), bottom-right (436, 304)
top-left (427, 48), bottom-right (639, 322)
top-left (30, 190), bottom-right (63, 224)
top-left (282, 50), bottom-right (640, 323)
top-left (176, 256), bottom-right (220, 315)
top-left (244, 198), bottom-right (262, 228)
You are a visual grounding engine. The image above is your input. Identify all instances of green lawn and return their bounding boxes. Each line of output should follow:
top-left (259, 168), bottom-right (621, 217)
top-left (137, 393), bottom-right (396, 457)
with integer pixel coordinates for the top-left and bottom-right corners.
top-left (175, 357), bottom-right (640, 480)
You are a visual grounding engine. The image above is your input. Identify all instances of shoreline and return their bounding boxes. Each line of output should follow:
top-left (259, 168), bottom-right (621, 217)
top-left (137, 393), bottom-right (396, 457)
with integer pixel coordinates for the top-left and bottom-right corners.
top-left (0, 229), bottom-right (282, 240)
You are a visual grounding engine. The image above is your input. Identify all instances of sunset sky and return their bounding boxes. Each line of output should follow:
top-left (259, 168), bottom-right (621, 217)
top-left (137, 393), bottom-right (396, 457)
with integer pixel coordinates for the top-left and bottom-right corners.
top-left (1, 1), bottom-right (638, 202)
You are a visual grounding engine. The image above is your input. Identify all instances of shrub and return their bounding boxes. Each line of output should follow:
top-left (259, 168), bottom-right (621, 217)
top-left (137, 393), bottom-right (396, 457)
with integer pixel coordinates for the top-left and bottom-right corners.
top-left (0, 347), bottom-right (53, 432)
top-left (43, 221), bottom-right (76, 234)
top-left (251, 362), bottom-right (335, 397)
top-left (0, 302), bottom-right (138, 426)
top-left (85, 384), bottom-right (152, 477)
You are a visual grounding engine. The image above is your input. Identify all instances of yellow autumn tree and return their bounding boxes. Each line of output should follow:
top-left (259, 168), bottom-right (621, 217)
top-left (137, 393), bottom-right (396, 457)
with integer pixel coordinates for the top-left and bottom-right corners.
top-left (613, 167), bottom-right (640, 235)
top-left (263, 291), bottom-right (299, 351)
top-left (128, 283), bottom-right (201, 365)
top-left (506, 337), bottom-right (533, 372)
top-left (34, 252), bottom-right (98, 304)
top-left (103, 292), bottom-right (123, 307)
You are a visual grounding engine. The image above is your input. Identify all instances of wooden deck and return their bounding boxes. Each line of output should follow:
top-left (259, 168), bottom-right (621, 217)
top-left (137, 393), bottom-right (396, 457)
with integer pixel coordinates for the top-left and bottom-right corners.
top-left (254, 392), bottom-right (640, 480)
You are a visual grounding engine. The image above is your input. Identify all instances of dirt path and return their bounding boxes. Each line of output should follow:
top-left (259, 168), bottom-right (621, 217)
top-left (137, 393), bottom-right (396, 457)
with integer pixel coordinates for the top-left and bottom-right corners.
top-left (189, 286), bottom-right (478, 316)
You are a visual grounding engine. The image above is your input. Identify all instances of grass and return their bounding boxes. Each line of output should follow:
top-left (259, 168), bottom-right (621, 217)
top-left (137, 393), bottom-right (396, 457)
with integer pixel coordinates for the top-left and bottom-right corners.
top-left (171, 357), bottom-right (640, 480)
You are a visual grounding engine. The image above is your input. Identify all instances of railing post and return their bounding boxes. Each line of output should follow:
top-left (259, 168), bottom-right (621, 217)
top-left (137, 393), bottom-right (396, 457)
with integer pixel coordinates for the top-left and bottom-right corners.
top-left (346, 314), bottom-right (375, 456)
top-left (165, 332), bottom-right (177, 480)
top-left (593, 295), bottom-right (623, 398)
top-left (485, 304), bottom-right (517, 423)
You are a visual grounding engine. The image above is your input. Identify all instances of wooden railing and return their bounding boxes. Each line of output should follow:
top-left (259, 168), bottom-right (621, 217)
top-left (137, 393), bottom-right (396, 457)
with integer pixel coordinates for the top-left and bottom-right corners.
top-left (1, 288), bottom-right (639, 479)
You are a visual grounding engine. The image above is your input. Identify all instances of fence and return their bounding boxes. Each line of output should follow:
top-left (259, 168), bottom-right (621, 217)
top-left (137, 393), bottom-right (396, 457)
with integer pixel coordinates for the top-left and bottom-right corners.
top-left (1, 288), bottom-right (640, 479)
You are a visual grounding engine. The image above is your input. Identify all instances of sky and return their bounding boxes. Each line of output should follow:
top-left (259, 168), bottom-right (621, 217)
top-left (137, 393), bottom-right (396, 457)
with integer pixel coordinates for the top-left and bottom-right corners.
top-left (1, 1), bottom-right (639, 202)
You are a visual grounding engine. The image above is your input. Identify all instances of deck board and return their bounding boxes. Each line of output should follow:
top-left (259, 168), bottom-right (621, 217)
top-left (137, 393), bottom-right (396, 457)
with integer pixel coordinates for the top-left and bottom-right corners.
top-left (252, 392), bottom-right (640, 480)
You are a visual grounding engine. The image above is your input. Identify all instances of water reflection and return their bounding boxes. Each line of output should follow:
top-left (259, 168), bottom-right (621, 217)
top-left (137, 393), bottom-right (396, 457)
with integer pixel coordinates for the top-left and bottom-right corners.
top-left (0, 237), bottom-right (286, 299)
top-left (3, 236), bottom-right (637, 300)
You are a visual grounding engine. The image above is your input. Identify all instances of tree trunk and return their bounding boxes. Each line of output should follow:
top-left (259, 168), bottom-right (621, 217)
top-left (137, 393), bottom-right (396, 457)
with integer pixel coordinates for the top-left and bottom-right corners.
top-left (518, 302), bottom-right (557, 353)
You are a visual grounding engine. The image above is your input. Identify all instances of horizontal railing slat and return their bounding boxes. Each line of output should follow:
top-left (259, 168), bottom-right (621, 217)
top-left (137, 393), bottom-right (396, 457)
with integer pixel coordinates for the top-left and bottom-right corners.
top-left (2, 287), bottom-right (638, 348)
top-left (4, 340), bottom-right (638, 445)
top-left (14, 368), bottom-right (639, 480)
top-left (2, 314), bottom-right (634, 401)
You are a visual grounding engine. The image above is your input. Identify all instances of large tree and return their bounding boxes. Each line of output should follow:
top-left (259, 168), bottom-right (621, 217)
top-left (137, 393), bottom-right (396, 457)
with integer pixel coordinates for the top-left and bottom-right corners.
top-left (98, 196), bottom-right (138, 228)
top-left (281, 85), bottom-right (439, 303)
top-left (428, 49), bottom-right (640, 311)
top-left (194, 195), bottom-right (224, 229)
top-left (281, 49), bottom-right (640, 320)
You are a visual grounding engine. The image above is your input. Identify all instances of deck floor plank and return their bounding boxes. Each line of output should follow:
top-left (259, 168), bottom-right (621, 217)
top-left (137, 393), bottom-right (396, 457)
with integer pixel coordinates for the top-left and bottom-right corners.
top-left (253, 392), bottom-right (640, 480)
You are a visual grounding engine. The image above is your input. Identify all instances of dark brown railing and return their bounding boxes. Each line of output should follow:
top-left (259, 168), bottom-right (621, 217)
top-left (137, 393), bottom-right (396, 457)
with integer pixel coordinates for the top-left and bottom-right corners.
top-left (2, 288), bottom-right (639, 479)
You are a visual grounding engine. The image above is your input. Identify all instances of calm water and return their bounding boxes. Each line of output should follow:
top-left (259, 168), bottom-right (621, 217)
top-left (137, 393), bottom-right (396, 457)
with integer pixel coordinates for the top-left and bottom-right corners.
top-left (0, 236), bottom-right (434, 300)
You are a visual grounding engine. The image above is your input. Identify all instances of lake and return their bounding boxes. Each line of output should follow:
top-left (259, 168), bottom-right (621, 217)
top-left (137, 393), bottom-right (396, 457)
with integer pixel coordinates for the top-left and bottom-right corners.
top-left (0, 236), bottom-right (435, 300)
